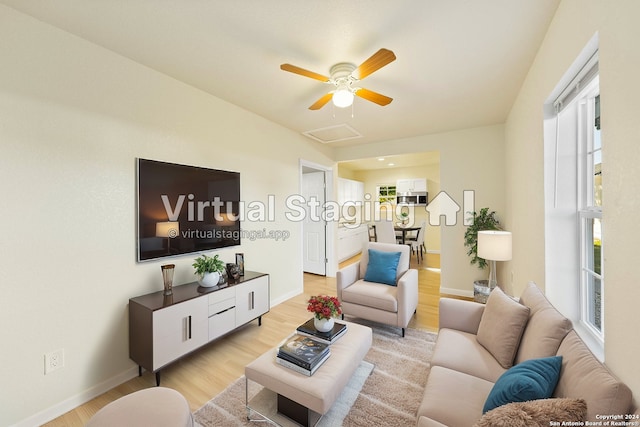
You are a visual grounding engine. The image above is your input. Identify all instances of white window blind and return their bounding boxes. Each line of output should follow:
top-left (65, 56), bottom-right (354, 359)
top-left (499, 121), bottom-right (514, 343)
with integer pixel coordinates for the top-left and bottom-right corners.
top-left (553, 51), bottom-right (599, 112)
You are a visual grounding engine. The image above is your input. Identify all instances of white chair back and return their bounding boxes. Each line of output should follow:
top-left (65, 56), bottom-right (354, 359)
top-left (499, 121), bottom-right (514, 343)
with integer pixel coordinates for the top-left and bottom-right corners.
top-left (372, 219), bottom-right (396, 244)
top-left (416, 220), bottom-right (426, 245)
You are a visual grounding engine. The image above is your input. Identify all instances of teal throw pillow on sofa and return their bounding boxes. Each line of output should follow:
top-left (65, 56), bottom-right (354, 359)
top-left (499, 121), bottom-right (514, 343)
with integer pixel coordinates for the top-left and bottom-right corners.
top-left (483, 356), bottom-right (563, 413)
top-left (364, 249), bottom-right (401, 286)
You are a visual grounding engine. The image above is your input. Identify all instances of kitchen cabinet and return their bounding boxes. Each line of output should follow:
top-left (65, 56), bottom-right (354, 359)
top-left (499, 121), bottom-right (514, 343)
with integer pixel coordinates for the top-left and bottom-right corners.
top-left (338, 178), bottom-right (364, 205)
top-left (338, 224), bottom-right (369, 262)
top-left (396, 178), bottom-right (427, 193)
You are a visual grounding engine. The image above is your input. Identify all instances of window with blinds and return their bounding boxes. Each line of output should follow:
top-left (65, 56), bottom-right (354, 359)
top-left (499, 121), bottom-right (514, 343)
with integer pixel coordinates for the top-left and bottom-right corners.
top-left (544, 44), bottom-right (603, 357)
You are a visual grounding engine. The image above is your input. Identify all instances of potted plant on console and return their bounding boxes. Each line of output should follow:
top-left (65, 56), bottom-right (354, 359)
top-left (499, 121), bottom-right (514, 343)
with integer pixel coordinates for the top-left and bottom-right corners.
top-left (307, 295), bottom-right (342, 332)
top-left (193, 254), bottom-right (226, 287)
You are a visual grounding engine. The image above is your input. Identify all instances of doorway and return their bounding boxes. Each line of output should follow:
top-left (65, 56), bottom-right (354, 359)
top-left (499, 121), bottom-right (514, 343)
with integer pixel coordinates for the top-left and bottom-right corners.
top-left (300, 160), bottom-right (334, 276)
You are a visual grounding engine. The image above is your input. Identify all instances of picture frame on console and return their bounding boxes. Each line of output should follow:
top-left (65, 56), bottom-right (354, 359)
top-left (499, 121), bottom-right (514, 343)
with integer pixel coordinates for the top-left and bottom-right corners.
top-left (236, 253), bottom-right (245, 276)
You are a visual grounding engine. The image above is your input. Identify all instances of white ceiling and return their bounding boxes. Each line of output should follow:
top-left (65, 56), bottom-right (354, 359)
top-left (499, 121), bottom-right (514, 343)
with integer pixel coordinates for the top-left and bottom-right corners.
top-left (340, 151), bottom-right (441, 172)
top-left (1, 0), bottom-right (559, 149)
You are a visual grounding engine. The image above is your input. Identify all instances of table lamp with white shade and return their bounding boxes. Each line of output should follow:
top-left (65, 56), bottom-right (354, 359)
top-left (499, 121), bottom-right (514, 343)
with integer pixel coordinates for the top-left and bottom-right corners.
top-left (477, 230), bottom-right (512, 289)
top-left (156, 221), bottom-right (180, 254)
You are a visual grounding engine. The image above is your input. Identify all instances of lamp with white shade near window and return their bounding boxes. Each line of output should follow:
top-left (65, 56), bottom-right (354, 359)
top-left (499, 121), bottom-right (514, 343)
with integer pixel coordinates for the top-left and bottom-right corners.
top-left (477, 230), bottom-right (512, 289)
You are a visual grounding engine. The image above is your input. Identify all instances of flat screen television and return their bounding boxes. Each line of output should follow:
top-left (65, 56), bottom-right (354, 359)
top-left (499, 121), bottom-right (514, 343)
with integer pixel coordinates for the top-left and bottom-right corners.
top-left (137, 158), bottom-right (241, 262)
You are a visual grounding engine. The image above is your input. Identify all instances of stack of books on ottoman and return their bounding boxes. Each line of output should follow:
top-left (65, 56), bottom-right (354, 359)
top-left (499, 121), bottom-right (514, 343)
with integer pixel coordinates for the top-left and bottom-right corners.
top-left (295, 318), bottom-right (347, 345)
top-left (277, 335), bottom-right (330, 376)
top-left (276, 319), bottom-right (348, 376)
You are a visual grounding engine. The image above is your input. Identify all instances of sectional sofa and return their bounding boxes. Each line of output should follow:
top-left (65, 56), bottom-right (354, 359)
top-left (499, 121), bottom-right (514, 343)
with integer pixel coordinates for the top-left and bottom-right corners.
top-left (417, 282), bottom-right (635, 426)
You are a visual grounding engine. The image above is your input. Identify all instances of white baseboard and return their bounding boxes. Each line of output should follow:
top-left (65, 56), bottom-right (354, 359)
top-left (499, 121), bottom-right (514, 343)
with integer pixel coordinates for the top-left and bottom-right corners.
top-left (12, 366), bottom-right (139, 427)
top-left (440, 286), bottom-right (473, 299)
top-left (270, 287), bottom-right (301, 307)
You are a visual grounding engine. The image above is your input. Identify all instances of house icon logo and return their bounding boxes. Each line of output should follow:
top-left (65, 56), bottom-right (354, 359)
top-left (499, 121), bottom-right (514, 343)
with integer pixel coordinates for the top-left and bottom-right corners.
top-left (425, 190), bottom-right (475, 226)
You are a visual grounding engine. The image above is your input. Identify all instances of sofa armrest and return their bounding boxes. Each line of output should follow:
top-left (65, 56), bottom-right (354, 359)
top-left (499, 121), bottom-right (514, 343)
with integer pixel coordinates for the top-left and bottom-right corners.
top-left (336, 261), bottom-right (360, 301)
top-left (439, 298), bottom-right (485, 334)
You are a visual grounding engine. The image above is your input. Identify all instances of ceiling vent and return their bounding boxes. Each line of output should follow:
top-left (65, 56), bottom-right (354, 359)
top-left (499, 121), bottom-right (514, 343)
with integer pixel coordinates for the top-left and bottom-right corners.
top-left (302, 123), bottom-right (363, 144)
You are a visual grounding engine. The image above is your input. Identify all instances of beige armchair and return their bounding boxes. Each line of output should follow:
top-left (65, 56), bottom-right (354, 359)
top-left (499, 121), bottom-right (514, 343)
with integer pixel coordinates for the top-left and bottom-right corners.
top-left (337, 242), bottom-right (419, 337)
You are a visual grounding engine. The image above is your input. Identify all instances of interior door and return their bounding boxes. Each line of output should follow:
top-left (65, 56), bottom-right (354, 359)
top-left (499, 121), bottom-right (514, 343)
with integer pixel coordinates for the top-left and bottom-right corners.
top-left (302, 171), bottom-right (327, 275)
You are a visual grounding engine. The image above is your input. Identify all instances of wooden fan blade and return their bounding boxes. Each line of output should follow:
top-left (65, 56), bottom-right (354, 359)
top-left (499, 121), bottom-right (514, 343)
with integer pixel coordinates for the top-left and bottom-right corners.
top-left (280, 64), bottom-right (330, 82)
top-left (355, 88), bottom-right (393, 106)
top-left (309, 93), bottom-right (334, 110)
top-left (355, 48), bottom-right (396, 80)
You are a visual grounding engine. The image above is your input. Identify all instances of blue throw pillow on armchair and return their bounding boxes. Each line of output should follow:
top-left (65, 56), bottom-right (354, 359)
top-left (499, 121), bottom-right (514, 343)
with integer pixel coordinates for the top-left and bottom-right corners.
top-left (364, 249), bottom-right (401, 286)
top-left (483, 356), bottom-right (563, 413)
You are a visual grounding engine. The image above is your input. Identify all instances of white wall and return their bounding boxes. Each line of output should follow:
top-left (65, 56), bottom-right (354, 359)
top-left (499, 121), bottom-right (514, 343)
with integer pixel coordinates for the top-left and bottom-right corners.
top-left (505, 0), bottom-right (640, 405)
top-left (335, 124), bottom-right (506, 297)
top-left (0, 6), bottom-right (334, 426)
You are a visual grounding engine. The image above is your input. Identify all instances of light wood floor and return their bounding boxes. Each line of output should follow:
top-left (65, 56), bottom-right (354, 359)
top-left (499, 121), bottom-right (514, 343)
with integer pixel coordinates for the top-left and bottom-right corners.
top-left (44, 253), bottom-right (443, 426)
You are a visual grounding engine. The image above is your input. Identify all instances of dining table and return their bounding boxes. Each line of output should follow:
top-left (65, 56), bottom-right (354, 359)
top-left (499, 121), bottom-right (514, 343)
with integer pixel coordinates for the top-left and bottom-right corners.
top-left (393, 224), bottom-right (421, 245)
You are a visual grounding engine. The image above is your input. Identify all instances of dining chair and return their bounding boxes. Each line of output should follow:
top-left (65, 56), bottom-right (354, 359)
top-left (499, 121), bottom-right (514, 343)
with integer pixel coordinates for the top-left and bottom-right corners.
top-left (368, 224), bottom-right (377, 242)
top-left (372, 219), bottom-right (397, 244)
top-left (407, 220), bottom-right (427, 262)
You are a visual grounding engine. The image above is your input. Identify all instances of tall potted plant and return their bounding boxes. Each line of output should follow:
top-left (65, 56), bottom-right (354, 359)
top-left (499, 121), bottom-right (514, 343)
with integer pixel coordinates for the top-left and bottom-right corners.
top-left (193, 254), bottom-right (226, 287)
top-left (464, 207), bottom-right (502, 270)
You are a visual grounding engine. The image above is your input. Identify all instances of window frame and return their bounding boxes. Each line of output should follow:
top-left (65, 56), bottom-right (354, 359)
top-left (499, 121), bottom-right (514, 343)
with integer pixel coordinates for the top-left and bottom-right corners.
top-left (376, 184), bottom-right (396, 204)
top-left (576, 78), bottom-right (604, 345)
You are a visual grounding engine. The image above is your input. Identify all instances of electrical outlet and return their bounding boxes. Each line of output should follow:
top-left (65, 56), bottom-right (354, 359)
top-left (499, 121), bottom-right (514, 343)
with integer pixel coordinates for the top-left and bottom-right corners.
top-left (44, 349), bottom-right (64, 375)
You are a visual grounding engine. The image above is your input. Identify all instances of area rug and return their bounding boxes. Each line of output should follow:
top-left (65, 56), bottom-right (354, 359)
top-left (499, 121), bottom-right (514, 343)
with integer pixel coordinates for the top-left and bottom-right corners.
top-left (193, 321), bottom-right (437, 427)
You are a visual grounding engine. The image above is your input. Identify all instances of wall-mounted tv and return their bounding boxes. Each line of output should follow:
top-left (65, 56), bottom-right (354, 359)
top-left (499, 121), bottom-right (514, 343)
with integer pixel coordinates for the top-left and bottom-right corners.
top-left (137, 158), bottom-right (241, 262)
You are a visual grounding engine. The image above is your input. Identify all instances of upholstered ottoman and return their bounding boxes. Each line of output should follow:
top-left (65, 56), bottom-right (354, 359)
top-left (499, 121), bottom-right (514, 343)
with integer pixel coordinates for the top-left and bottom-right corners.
top-left (245, 321), bottom-right (372, 426)
top-left (86, 387), bottom-right (193, 427)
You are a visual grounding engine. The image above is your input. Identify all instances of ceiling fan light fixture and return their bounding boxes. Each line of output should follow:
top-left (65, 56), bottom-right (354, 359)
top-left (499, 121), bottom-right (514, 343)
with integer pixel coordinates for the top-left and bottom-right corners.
top-left (281, 50), bottom-right (395, 111)
top-left (332, 85), bottom-right (354, 108)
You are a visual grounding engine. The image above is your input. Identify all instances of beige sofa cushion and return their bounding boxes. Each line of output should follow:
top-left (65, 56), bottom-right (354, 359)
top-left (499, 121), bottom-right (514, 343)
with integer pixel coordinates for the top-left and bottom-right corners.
top-left (474, 398), bottom-right (587, 427)
top-left (476, 286), bottom-right (530, 369)
top-left (438, 298), bottom-right (485, 335)
top-left (430, 328), bottom-right (506, 383)
top-left (417, 417), bottom-right (448, 427)
top-left (341, 279), bottom-right (398, 312)
top-left (417, 366), bottom-right (494, 427)
top-left (516, 282), bottom-right (573, 364)
top-left (554, 331), bottom-right (632, 421)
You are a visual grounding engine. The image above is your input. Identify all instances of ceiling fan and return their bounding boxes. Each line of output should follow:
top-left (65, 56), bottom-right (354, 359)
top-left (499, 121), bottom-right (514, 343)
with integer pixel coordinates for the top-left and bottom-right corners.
top-left (280, 48), bottom-right (396, 110)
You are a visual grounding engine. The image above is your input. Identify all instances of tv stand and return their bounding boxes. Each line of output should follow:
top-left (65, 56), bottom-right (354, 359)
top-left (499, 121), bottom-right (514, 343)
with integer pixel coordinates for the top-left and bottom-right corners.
top-left (129, 271), bottom-right (269, 386)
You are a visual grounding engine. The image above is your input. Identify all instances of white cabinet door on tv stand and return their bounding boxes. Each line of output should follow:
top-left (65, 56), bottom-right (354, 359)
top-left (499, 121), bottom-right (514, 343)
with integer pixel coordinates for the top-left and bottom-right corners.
top-left (153, 297), bottom-right (208, 371)
top-left (236, 274), bottom-right (270, 326)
